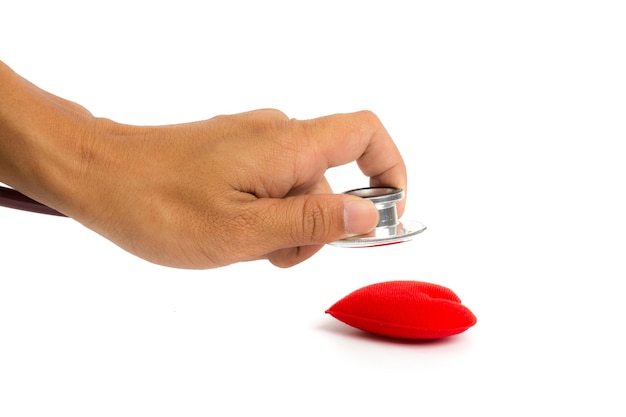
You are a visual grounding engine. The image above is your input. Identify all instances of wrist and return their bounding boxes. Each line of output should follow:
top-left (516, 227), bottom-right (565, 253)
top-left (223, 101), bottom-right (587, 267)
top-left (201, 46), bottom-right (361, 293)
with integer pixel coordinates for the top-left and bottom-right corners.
top-left (0, 61), bottom-right (108, 217)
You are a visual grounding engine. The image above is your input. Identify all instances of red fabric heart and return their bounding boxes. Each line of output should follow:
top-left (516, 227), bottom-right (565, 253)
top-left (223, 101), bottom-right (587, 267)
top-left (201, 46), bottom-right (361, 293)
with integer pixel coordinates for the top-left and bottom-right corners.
top-left (326, 281), bottom-right (476, 339)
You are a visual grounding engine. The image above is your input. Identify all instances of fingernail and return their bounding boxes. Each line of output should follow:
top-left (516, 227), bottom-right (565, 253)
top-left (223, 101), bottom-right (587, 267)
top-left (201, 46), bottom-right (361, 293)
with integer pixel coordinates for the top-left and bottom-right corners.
top-left (344, 199), bottom-right (379, 236)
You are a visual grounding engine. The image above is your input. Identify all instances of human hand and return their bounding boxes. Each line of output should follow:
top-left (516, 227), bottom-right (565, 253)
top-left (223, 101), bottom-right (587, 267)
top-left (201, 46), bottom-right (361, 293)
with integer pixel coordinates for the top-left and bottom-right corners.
top-left (77, 110), bottom-right (406, 268)
top-left (0, 62), bottom-right (407, 269)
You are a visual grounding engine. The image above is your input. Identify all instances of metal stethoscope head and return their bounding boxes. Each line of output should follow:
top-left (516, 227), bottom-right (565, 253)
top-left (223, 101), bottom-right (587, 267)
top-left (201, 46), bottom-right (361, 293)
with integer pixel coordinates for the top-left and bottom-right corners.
top-left (330, 187), bottom-right (426, 247)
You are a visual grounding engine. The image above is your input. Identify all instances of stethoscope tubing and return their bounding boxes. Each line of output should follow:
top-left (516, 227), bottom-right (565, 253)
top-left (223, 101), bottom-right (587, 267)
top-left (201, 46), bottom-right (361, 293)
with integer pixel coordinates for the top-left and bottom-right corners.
top-left (0, 185), bottom-right (66, 216)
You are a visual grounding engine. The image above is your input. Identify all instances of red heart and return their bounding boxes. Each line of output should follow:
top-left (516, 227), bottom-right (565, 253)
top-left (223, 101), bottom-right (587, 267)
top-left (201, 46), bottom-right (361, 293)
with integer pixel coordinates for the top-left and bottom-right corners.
top-left (326, 281), bottom-right (476, 339)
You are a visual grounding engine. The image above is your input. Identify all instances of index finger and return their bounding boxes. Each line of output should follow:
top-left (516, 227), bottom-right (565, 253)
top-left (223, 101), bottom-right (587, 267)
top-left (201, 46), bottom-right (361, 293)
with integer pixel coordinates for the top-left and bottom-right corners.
top-left (295, 110), bottom-right (407, 213)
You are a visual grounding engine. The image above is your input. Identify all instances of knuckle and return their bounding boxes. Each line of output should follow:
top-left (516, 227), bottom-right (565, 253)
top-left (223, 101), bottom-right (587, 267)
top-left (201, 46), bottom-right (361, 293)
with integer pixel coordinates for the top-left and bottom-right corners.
top-left (357, 109), bottom-right (380, 123)
top-left (299, 198), bottom-right (332, 243)
top-left (352, 110), bottom-right (383, 134)
top-left (247, 109), bottom-right (293, 142)
top-left (252, 108), bottom-right (290, 128)
top-left (265, 108), bottom-right (289, 121)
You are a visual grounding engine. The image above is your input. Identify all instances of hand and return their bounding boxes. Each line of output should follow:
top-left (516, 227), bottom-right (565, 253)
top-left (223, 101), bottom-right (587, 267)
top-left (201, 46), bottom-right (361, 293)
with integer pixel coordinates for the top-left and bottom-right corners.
top-left (79, 110), bottom-right (407, 268)
top-left (0, 62), bottom-right (407, 269)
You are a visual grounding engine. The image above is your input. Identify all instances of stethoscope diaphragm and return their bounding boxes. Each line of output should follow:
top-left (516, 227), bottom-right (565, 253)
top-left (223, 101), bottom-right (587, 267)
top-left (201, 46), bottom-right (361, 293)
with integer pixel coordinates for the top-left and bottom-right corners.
top-left (329, 187), bottom-right (426, 248)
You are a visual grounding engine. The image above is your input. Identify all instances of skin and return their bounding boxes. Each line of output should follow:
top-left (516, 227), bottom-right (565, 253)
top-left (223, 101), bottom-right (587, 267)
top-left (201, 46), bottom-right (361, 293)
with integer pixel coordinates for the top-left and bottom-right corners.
top-left (0, 60), bottom-right (407, 269)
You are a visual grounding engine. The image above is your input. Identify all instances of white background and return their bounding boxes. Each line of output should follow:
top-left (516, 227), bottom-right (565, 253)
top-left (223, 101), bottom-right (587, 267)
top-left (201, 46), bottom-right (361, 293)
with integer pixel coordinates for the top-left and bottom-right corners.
top-left (1, 1), bottom-right (625, 415)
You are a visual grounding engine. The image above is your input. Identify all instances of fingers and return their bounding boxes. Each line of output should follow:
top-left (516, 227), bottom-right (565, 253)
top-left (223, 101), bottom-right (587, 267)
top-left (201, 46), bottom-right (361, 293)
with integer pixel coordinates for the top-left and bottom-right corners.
top-left (295, 111), bottom-right (407, 211)
top-left (238, 110), bottom-right (406, 268)
top-left (242, 192), bottom-right (379, 267)
top-left (265, 245), bottom-right (324, 268)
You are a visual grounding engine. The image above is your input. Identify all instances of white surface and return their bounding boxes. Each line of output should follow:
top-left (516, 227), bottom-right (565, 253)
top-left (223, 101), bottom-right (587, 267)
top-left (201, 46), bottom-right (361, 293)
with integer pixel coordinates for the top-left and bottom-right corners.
top-left (1, 1), bottom-right (625, 416)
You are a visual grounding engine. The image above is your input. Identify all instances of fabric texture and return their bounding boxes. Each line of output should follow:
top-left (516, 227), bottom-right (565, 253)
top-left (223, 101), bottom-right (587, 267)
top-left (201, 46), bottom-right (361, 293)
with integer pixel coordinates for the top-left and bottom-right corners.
top-left (326, 280), bottom-right (476, 339)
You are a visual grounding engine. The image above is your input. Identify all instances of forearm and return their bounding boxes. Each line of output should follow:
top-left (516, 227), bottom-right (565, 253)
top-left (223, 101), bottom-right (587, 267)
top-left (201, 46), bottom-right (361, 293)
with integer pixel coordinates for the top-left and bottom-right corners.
top-left (0, 61), bottom-right (96, 213)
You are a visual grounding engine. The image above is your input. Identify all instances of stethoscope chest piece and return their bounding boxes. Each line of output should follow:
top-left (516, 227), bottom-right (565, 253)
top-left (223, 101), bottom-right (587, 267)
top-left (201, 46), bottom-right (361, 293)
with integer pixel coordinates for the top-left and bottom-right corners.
top-left (330, 187), bottom-right (426, 248)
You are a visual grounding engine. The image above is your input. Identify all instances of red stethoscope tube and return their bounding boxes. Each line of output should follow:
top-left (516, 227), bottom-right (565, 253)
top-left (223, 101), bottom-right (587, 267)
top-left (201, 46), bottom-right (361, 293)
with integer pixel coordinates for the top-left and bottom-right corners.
top-left (0, 185), bottom-right (66, 216)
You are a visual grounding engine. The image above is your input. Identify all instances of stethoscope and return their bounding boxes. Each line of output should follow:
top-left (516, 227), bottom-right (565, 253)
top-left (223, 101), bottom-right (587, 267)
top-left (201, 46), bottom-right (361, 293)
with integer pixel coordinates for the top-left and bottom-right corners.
top-left (329, 187), bottom-right (426, 247)
top-left (0, 185), bottom-right (425, 246)
top-left (0, 185), bottom-right (65, 216)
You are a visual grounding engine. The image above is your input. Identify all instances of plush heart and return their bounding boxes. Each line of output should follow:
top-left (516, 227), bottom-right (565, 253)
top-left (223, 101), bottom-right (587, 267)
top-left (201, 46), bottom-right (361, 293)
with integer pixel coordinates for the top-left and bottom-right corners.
top-left (326, 281), bottom-right (476, 339)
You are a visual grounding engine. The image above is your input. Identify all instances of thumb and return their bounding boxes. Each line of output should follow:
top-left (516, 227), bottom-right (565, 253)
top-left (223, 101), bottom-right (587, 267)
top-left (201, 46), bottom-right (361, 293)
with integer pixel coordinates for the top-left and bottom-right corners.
top-left (255, 194), bottom-right (379, 249)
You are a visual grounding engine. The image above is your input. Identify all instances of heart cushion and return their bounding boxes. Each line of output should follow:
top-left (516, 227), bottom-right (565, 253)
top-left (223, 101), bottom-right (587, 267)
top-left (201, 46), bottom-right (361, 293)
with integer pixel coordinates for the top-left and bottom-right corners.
top-left (326, 281), bottom-right (476, 339)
